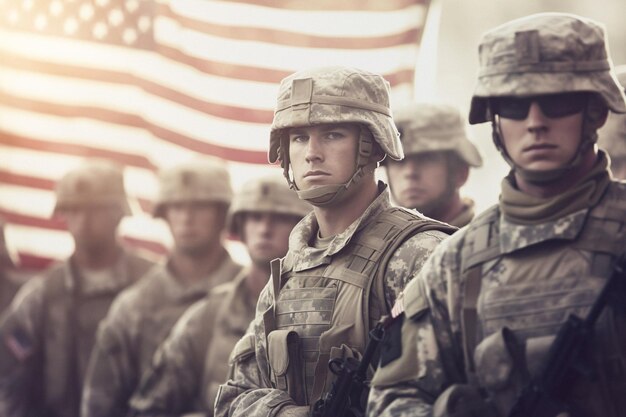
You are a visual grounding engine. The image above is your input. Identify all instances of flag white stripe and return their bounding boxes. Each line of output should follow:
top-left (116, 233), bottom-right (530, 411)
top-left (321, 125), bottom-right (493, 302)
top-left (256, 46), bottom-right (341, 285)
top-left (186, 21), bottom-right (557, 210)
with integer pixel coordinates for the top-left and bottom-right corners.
top-left (166, 0), bottom-right (426, 38)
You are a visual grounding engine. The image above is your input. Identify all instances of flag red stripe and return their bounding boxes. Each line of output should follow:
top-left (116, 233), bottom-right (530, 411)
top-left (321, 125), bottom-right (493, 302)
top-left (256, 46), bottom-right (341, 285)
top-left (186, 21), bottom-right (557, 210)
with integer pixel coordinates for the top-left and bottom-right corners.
top-left (0, 93), bottom-right (269, 164)
top-left (0, 169), bottom-right (154, 214)
top-left (2, 52), bottom-right (275, 124)
top-left (222, 0), bottom-right (426, 11)
top-left (16, 252), bottom-right (56, 271)
top-left (0, 132), bottom-right (156, 170)
top-left (159, 3), bottom-right (423, 49)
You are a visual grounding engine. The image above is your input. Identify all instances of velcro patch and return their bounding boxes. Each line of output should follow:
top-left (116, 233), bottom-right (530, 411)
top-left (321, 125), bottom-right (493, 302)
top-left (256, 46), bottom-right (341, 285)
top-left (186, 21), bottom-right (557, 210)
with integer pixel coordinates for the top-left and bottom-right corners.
top-left (379, 314), bottom-right (404, 368)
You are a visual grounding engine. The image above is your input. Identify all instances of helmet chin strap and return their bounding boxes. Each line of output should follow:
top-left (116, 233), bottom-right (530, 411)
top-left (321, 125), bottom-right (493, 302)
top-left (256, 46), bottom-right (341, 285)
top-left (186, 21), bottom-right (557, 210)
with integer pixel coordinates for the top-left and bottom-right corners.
top-left (280, 126), bottom-right (378, 207)
top-left (491, 102), bottom-right (598, 184)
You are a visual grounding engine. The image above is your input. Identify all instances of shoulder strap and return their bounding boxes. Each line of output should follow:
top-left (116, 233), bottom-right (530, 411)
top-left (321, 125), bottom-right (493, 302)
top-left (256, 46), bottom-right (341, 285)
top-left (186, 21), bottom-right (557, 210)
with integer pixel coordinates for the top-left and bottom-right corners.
top-left (368, 208), bottom-right (457, 332)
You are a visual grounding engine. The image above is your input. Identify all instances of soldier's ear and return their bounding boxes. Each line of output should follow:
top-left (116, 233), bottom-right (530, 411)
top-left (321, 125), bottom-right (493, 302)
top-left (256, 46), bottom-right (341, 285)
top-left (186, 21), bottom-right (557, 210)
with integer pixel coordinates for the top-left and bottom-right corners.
top-left (588, 95), bottom-right (609, 130)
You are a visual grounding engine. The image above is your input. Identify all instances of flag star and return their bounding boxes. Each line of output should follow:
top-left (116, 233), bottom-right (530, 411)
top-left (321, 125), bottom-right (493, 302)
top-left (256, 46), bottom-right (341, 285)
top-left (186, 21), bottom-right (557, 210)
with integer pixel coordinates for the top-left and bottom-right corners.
top-left (137, 15), bottom-right (150, 33)
top-left (125, 0), bottom-right (139, 13)
top-left (8, 9), bottom-right (19, 24)
top-left (93, 22), bottom-right (108, 39)
top-left (22, 0), bottom-right (34, 12)
top-left (123, 27), bottom-right (137, 45)
top-left (49, 1), bottom-right (63, 17)
top-left (108, 9), bottom-right (124, 27)
top-left (79, 4), bottom-right (94, 21)
top-left (34, 14), bottom-right (47, 31)
top-left (63, 17), bottom-right (78, 35)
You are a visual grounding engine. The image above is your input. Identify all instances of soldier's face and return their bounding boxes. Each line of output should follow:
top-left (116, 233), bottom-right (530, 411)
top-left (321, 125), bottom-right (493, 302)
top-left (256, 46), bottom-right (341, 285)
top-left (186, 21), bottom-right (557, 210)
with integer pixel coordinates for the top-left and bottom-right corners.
top-left (387, 152), bottom-right (454, 214)
top-left (498, 99), bottom-right (584, 171)
top-left (242, 212), bottom-right (299, 265)
top-left (59, 204), bottom-right (123, 252)
top-left (165, 201), bottom-right (225, 257)
top-left (288, 123), bottom-right (360, 191)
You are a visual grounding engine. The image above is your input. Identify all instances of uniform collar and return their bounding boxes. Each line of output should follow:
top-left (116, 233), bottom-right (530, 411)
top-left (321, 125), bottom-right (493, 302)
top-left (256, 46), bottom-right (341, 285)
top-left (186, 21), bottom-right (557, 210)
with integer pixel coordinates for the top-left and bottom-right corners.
top-left (286, 182), bottom-right (391, 272)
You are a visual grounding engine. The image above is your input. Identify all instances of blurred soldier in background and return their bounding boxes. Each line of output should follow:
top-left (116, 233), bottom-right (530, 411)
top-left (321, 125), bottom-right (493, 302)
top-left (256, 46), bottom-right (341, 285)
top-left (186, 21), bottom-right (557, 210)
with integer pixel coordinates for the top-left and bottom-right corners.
top-left (386, 103), bottom-right (483, 227)
top-left (129, 175), bottom-right (311, 417)
top-left (0, 160), bottom-right (155, 417)
top-left (81, 158), bottom-right (243, 417)
top-left (0, 219), bottom-right (20, 314)
top-left (368, 13), bottom-right (626, 417)
top-left (214, 66), bottom-right (455, 417)
top-left (598, 65), bottom-right (626, 180)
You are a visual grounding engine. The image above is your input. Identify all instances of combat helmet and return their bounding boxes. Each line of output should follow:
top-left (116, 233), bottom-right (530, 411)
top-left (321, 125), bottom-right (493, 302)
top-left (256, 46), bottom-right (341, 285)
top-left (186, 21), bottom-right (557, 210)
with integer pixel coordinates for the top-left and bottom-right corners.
top-left (598, 66), bottom-right (626, 162)
top-left (269, 66), bottom-right (402, 206)
top-left (54, 159), bottom-right (131, 215)
top-left (227, 175), bottom-right (312, 237)
top-left (469, 13), bottom-right (626, 183)
top-left (153, 157), bottom-right (233, 218)
top-left (393, 102), bottom-right (483, 167)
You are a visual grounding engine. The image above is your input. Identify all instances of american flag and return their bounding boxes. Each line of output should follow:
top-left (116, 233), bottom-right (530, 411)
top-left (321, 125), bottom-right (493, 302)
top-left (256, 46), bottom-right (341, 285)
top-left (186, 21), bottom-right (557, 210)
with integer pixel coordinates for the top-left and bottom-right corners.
top-left (0, 0), bottom-right (432, 271)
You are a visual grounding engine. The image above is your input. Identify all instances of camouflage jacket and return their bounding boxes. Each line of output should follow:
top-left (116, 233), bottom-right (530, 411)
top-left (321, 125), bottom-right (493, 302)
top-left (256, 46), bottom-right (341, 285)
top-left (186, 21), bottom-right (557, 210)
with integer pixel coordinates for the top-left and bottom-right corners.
top-left (0, 271), bottom-right (20, 315)
top-left (129, 267), bottom-right (256, 417)
top-left (0, 250), bottom-right (154, 417)
top-left (215, 187), bottom-right (450, 417)
top-left (367, 179), bottom-right (626, 417)
top-left (81, 253), bottom-right (242, 417)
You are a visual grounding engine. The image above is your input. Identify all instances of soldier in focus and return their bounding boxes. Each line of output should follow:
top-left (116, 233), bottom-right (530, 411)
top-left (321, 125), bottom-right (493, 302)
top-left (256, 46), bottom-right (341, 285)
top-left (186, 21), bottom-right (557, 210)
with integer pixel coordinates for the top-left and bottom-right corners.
top-left (385, 103), bottom-right (483, 227)
top-left (214, 66), bottom-right (455, 417)
top-left (129, 175), bottom-right (311, 417)
top-left (81, 158), bottom-right (243, 417)
top-left (0, 219), bottom-right (20, 314)
top-left (598, 65), bottom-right (626, 180)
top-left (367, 13), bottom-right (626, 417)
top-left (0, 160), bottom-right (155, 417)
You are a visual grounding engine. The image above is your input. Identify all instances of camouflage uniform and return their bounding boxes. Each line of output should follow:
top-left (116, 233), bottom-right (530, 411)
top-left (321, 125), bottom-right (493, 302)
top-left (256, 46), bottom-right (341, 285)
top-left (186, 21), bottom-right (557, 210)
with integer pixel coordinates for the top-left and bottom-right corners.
top-left (215, 67), bottom-right (456, 417)
top-left (390, 103), bottom-right (483, 227)
top-left (368, 13), bottom-right (626, 417)
top-left (0, 161), bottom-right (154, 417)
top-left (599, 66), bottom-right (626, 180)
top-left (81, 158), bottom-right (242, 417)
top-left (0, 220), bottom-right (19, 314)
top-left (128, 176), bottom-right (311, 417)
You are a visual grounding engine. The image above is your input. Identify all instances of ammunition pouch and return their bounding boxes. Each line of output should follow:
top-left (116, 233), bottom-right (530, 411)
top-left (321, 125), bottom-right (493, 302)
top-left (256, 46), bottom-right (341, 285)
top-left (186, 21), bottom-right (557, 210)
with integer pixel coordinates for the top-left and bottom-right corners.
top-left (267, 330), bottom-right (306, 405)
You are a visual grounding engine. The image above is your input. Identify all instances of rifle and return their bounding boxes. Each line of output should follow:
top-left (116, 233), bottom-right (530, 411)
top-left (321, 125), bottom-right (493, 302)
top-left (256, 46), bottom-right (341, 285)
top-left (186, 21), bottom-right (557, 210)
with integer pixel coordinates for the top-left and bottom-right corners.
top-left (311, 321), bottom-right (385, 417)
top-left (507, 259), bottom-right (626, 417)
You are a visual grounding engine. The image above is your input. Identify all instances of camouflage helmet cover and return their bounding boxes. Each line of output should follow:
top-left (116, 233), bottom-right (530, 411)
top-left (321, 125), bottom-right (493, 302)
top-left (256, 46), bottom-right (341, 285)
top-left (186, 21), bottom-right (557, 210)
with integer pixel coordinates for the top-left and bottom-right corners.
top-left (153, 157), bottom-right (233, 218)
top-left (598, 66), bottom-right (626, 158)
top-left (269, 66), bottom-right (403, 163)
top-left (54, 159), bottom-right (131, 215)
top-left (393, 102), bottom-right (483, 167)
top-left (469, 13), bottom-right (626, 124)
top-left (227, 174), bottom-right (312, 236)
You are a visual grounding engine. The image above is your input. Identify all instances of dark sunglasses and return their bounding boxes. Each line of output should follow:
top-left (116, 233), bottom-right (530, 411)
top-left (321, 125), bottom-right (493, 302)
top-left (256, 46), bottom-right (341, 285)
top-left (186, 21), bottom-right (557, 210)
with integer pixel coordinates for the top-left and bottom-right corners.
top-left (490, 92), bottom-right (589, 120)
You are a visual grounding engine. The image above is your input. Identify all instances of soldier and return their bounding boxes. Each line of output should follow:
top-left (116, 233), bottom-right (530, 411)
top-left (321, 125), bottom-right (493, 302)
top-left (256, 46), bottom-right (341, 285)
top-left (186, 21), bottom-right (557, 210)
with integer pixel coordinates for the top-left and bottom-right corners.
top-left (81, 158), bottom-right (243, 417)
top-left (0, 159), bottom-right (155, 417)
top-left (599, 65), bottom-right (626, 180)
top-left (128, 175), bottom-right (311, 417)
top-left (0, 219), bottom-right (20, 314)
top-left (367, 13), bottom-right (626, 417)
top-left (385, 103), bottom-right (483, 227)
top-left (214, 66), bottom-right (455, 417)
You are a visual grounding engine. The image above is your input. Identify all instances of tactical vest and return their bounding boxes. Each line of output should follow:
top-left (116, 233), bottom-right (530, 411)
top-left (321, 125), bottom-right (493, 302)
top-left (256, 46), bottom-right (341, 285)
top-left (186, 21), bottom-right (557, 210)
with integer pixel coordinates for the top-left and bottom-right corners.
top-left (263, 207), bottom-right (454, 406)
top-left (42, 253), bottom-right (153, 417)
top-left (459, 182), bottom-right (626, 417)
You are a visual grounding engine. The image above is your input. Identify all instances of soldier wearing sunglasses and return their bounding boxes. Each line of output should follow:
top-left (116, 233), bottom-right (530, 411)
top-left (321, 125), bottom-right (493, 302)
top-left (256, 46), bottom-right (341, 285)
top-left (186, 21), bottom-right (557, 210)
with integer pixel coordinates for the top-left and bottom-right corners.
top-left (367, 13), bottom-right (626, 417)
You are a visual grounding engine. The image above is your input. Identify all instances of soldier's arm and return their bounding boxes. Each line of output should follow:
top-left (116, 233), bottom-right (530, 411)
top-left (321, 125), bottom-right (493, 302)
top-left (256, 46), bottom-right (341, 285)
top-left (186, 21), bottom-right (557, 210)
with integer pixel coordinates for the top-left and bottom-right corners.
top-left (81, 300), bottom-right (138, 417)
top-left (368, 238), bottom-right (465, 417)
top-left (215, 285), bottom-right (309, 417)
top-left (382, 229), bottom-right (450, 308)
top-left (0, 277), bottom-right (46, 416)
top-left (129, 300), bottom-right (208, 415)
